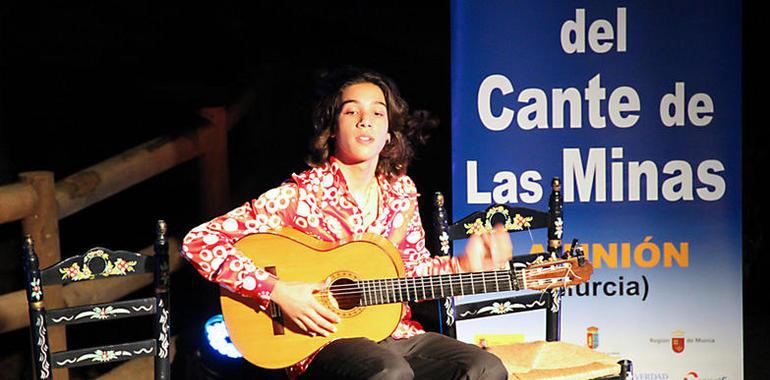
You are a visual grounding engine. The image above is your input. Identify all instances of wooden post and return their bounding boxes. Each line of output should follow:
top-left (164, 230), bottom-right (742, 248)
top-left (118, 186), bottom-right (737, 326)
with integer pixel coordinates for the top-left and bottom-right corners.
top-left (432, 192), bottom-right (457, 338)
top-left (546, 177), bottom-right (564, 342)
top-left (19, 171), bottom-right (68, 380)
top-left (548, 177), bottom-right (564, 258)
top-left (198, 107), bottom-right (231, 217)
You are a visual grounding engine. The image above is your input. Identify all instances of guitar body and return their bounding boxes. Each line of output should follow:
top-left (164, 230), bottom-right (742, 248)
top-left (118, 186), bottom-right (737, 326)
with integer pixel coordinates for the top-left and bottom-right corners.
top-left (219, 227), bottom-right (594, 369)
top-left (220, 228), bottom-right (406, 369)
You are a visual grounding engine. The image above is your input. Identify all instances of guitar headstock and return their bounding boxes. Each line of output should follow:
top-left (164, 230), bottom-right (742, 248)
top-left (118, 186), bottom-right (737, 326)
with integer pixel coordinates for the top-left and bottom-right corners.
top-left (519, 246), bottom-right (593, 291)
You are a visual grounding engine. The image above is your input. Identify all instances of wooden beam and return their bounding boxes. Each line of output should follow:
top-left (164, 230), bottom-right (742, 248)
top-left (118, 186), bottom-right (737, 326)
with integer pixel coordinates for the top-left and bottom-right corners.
top-left (0, 182), bottom-right (37, 224)
top-left (55, 133), bottom-right (203, 219)
top-left (55, 103), bottom-right (244, 220)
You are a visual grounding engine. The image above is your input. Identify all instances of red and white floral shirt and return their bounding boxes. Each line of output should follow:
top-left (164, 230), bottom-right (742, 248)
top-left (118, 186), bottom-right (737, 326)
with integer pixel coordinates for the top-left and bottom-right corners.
top-left (181, 157), bottom-right (461, 375)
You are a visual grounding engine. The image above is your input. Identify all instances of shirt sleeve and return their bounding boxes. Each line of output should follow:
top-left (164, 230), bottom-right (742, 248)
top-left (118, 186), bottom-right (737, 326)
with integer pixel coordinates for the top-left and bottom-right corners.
top-left (181, 183), bottom-right (298, 310)
top-left (398, 198), bottom-right (462, 277)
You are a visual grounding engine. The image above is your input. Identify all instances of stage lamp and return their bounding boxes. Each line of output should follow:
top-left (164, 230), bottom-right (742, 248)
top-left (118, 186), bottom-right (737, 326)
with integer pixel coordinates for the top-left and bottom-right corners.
top-left (204, 314), bottom-right (243, 359)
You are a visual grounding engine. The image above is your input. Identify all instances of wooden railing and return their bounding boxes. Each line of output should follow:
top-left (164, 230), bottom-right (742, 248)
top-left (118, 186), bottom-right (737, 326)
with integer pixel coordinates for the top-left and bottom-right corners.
top-left (0, 90), bottom-right (253, 379)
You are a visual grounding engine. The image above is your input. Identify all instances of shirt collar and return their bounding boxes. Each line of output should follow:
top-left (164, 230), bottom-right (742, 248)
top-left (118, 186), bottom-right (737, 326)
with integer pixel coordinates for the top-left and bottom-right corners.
top-left (292, 156), bottom-right (412, 200)
top-left (329, 156), bottom-right (404, 200)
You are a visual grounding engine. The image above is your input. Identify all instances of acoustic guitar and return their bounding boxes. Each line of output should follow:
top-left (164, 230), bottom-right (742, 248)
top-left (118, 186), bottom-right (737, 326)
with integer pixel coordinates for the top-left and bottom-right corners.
top-left (220, 227), bottom-right (592, 369)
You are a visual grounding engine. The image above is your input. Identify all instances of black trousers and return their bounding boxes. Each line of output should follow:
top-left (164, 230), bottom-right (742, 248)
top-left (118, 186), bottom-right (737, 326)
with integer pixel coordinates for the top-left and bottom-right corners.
top-left (298, 332), bottom-right (508, 380)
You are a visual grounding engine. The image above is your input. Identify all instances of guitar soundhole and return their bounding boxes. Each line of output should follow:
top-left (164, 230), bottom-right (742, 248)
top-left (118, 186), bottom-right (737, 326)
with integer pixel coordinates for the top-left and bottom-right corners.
top-left (330, 278), bottom-right (361, 310)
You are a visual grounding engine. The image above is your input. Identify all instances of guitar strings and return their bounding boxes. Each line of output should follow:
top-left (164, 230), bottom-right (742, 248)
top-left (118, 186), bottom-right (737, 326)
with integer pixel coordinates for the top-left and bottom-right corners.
top-left (317, 270), bottom-right (515, 293)
top-left (529, 263), bottom-right (575, 292)
top-left (311, 262), bottom-right (578, 305)
top-left (314, 270), bottom-right (525, 301)
top-left (316, 262), bottom-right (575, 303)
top-left (311, 223), bottom-right (560, 299)
top-left (533, 261), bottom-right (575, 303)
top-left (324, 269), bottom-right (526, 293)
top-left (324, 265), bottom-right (532, 291)
top-left (317, 277), bottom-right (518, 296)
top-left (318, 256), bottom-right (577, 295)
top-left (316, 279), bottom-right (526, 305)
top-left (314, 281), bottom-right (521, 304)
top-left (316, 274), bottom-right (528, 305)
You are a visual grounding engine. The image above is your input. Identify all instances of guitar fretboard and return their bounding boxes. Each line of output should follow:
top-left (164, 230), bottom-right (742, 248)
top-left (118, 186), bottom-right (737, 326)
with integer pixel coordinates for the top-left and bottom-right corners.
top-left (337, 270), bottom-right (524, 307)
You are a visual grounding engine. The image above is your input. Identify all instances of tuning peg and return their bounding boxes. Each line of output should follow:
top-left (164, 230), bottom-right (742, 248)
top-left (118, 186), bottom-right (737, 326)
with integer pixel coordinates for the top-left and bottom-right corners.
top-left (574, 245), bottom-right (586, 267)
top-left (568, 238), bottom-right (579, 257)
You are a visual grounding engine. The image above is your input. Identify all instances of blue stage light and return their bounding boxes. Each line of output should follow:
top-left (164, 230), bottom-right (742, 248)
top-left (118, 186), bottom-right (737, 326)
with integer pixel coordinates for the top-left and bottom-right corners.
top-left (204, 314), bottom-right (243, 359)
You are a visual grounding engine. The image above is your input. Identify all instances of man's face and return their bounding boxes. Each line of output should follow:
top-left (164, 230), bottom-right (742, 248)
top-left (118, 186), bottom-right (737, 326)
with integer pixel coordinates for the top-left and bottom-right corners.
top-left (333, 82), bottom-right (390, 165)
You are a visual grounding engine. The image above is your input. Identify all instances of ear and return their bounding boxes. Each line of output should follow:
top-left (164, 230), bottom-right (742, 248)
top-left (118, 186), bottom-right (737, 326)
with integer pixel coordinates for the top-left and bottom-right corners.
top-left (386, 133), bottom-right (392, 144)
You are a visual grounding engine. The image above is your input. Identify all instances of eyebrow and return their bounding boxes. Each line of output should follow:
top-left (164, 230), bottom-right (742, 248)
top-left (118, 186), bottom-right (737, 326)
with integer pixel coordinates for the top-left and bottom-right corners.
top-left (340, 99), bottom-right (387, 108)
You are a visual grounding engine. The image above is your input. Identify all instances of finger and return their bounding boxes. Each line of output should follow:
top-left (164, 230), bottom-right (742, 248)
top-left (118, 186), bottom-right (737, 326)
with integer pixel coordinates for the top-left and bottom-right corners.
top-left (311, 282), bottom-right (326, 292)
top-left (479, 228), bottom-right (493, 246)
top-left (313, 299), bottom-right (341, 323)
top-left (308, 307), bottom-right (338, 334)
top-left (321, 279), bottom-right (340, 309)
top-left (487, 226), bottom-right (510, 257)
top-left (293, 318), bottom-right (308, 334)
top-left (492, 227), bottom-right (513, 262)
top-left (478, 231), bottom-right (498, 262)
top-left (462, 234), bottom-right (481, 271)
top-left (328, 293), bottom-right (340, 309)
top-left (299, 315), bottom-right (325, 337)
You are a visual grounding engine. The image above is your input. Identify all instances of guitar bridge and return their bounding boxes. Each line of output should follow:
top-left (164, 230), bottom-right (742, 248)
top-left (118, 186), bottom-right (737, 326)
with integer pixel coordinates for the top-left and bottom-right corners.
top-left (265, 266), bottom-right (285, 335)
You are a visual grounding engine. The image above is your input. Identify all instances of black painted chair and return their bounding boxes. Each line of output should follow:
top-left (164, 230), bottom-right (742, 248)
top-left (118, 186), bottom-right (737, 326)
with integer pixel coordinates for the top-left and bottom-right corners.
top-left (23, 220), bottom-right (171, 380)
top-left (431, 177), bottom-right (566, 341)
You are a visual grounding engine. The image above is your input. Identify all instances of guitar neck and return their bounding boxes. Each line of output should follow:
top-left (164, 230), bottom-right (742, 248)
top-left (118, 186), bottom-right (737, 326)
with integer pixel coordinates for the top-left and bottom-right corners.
top-left (353, 270), bottom-right (523, 307)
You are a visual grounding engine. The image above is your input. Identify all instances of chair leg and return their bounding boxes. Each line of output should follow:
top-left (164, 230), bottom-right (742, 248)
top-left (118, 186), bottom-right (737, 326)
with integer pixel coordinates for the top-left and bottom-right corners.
top-left (545, 290), bottom-right (562, 341)
top-left (24, 236), bottom-right (53, 380)
top-left (29, 310), bottom-right (53, 380)
top-left (440, 297), bottom-right (457, 338)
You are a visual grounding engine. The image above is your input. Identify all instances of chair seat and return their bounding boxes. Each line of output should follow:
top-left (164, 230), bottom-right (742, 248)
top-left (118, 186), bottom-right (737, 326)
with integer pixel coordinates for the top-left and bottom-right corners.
top-left (483, 341), bottom-right (622, 380)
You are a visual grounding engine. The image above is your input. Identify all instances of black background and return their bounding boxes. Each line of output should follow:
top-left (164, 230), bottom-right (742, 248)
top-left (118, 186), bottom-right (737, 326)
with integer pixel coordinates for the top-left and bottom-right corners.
top-left (0, 2), bottom-right (764, 379)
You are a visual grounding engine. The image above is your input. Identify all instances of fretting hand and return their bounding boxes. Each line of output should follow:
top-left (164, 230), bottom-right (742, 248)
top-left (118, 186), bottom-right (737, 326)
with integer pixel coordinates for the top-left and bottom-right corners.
top-left (458, 224), bottom-right (513, 272)
top-left (270, 280), bottom-right (340, 337)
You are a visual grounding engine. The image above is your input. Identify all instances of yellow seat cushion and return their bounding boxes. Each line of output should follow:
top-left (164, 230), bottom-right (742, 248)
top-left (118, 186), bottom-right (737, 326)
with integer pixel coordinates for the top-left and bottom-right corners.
top-left (484, 341), bottom-right (621, 380)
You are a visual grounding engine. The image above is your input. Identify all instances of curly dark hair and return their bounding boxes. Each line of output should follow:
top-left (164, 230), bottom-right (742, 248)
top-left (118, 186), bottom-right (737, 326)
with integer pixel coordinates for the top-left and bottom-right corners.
top-left (307, 67), bottom-right (436, 181)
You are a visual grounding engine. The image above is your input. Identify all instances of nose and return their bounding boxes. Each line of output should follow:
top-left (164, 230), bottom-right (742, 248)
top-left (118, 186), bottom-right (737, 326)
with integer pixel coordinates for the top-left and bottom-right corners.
top-left (356, 113), bottom-right (372, 128)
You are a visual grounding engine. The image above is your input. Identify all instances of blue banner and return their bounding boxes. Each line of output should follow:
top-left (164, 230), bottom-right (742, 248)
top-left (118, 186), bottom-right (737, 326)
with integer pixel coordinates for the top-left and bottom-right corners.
top-left (451, 1), bottom-right (741, 378)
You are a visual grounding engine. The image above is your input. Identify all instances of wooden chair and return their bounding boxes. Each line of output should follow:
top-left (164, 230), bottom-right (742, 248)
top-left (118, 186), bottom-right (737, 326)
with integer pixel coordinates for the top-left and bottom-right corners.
top-left (23, 220), bottom-right (171, 380)
top-left (431, 177), bottom-right (566, 341)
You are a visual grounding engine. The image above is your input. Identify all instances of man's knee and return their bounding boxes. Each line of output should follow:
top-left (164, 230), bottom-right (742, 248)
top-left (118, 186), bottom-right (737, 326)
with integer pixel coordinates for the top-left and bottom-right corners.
top-left (467, 350), bottom-right (508, 380)
top-left (370, 356), bottom-right (414, 380)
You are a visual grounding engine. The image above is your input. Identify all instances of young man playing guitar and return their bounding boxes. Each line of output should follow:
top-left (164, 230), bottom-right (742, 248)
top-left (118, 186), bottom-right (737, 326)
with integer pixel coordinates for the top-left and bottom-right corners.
top-left (182, 68), bottom-right (511, 379)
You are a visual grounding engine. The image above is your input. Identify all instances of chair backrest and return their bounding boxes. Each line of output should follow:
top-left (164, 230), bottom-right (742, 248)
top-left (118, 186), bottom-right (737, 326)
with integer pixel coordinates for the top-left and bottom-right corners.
top-left (23, 220), bottom-right (170, 380)
top-left (432, 177), bottom-right (564, 341)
